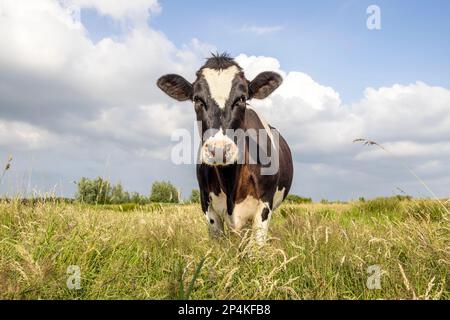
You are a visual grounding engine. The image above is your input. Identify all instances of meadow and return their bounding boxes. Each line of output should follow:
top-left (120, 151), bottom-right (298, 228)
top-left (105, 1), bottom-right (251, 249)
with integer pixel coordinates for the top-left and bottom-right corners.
top-left (0, 197), bottom-right (448, 300)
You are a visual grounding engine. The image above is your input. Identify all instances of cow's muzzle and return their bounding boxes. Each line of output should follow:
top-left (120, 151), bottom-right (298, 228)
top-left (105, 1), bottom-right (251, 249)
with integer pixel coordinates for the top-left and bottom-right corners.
top-left (201, 132), bottom-right (238, 166)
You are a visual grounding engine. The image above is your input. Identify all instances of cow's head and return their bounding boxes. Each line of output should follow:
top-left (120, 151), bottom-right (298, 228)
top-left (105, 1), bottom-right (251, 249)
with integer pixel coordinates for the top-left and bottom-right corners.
top-left (157, 53), bottom-right (282, 166)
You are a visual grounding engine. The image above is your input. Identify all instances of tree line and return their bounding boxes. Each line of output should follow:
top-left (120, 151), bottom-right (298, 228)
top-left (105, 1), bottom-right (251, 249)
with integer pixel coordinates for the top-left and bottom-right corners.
top-left (75, 177), bottom-right (200, 204)
top-left (75, 177), bottom-right (314, 205)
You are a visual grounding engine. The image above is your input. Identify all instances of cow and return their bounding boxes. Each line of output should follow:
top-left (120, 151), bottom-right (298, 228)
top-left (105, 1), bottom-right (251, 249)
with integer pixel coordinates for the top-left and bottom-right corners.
top-left (157, 53), bottom-right (293, 244)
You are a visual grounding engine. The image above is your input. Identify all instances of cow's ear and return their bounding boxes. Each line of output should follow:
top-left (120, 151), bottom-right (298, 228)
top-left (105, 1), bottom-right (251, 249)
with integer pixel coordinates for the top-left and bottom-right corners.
top-left (248, 72), bottom-right (283, 100)
top-left (157, 74), bottom-right (193, 101)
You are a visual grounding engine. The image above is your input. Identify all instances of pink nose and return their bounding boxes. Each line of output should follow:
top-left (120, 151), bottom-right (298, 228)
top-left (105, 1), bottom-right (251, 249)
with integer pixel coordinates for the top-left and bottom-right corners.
top-left (205, 143), bottom-right (233, 160)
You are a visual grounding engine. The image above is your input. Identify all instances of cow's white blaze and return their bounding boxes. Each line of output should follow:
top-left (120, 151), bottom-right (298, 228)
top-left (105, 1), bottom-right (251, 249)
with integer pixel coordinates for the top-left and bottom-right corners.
top-left (202, 66), bottom-right (240, 109)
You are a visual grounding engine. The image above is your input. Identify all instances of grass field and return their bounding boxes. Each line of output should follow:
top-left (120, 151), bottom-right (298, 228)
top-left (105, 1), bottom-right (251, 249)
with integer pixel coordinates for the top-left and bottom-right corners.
top-left (0, 198), bottom-right (448, 300)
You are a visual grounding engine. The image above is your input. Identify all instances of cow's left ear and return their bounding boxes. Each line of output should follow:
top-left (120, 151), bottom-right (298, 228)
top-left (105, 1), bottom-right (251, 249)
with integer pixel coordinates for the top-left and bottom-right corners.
top-left (248, 72), bottom-right (283, 100)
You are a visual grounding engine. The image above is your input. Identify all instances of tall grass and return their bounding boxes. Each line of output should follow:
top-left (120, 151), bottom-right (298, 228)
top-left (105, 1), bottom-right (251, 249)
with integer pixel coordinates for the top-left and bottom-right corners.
top-left (0, 199), bottom-right (448, 299)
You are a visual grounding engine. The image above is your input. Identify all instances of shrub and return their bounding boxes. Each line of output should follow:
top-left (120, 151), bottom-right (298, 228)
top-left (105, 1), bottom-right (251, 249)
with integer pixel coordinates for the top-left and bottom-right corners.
top-left (406, 200), bottom-right (447, 222)
top-left (130, 192), bottom-right (149, 205)
top-left (76, 177), bottom-right (111, 204)
top-left (150, 181), bottom-right (179, 203)
top-left (285, 194), bottom-right (312, 204)
top-left (189, 189), bottom-right (200, 204)
top-left (395, 195), bottom-right (413, 201)
top-left (359, 196), bottom-right (402, 214)
top-left (110, 183), bottom-right (130, 204)
top-left (76, 177), bottom-right (147, 205)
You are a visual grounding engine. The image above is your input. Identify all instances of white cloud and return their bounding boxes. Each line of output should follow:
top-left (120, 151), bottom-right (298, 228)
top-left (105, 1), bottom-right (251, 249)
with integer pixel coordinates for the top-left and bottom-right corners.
top-left (236, 54), bottom-right (450, 198)
top-left (72, 0), bottom-right (160, 24)
top-left (237, 54), bottom-right (360, 153)
top-left (0, 0), bottom-right (207, 196)
top-left (237, 54), bottom-right (450, 154)
top-left (0, 0), bottom-right (89, 72)
top-left (350, 82), bottom-right (450, 142)
top-left (415, 160), bottom-right (446, 176)
top-left (82, 103), bottom-right (193, 148)
top-left (239, 25), bottom-right (284, 36)
top-left (0, 0), bottom-right (205, 142)
top-left (0, 120), bottom-right (59, 150)
top-left (235, 54), bottom-right (285, 79)
top-left (354, 141), bottom-right (450, 160)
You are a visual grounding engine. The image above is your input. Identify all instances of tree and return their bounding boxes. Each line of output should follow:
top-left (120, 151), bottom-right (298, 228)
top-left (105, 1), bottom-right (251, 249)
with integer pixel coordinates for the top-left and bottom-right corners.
top-left (110, 183), bottom-right (130, 204)
top-left (285, 194), bottom-right (312, 204)
top-left (131, 192), bottom-right (149, 205)
top-left (76, 177), bottom-right (150, 205)
top-left (189, 189), bottom-right (200, 203)
top-left (76, 177), bottom-right (112, 204)
top-left (150, 181), bottom-right (179, 203)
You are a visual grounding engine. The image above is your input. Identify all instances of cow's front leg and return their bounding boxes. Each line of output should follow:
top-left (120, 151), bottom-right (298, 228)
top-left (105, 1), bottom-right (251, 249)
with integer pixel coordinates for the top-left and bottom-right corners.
top-left (206, 210), bottom-right (224, 239)
top-left (252, 204), bottom-right (272, 245)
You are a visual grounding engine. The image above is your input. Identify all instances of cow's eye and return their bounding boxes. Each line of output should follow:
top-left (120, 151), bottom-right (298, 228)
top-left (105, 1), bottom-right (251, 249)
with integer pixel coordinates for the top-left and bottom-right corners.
top-left (194, 96), bottom-right (207, 110)
top-left (232, 96), bottom-right (246, 109)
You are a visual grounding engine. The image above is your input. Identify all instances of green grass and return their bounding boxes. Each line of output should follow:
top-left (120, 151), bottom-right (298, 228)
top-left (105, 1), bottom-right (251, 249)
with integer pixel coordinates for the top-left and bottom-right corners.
top-left (0, 198), bottom-right (448, 300)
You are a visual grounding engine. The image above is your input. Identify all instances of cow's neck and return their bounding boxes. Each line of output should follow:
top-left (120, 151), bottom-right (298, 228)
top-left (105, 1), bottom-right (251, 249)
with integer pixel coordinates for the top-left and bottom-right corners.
top-left (213, 165), bottom-right (238, 194)
top-left (213, 164), bottom-right (241, 215)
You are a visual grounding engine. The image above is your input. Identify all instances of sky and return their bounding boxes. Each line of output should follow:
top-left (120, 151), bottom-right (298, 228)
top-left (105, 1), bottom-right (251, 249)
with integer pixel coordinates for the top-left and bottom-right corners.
top-left (0, 0), bottom-right (449, 201)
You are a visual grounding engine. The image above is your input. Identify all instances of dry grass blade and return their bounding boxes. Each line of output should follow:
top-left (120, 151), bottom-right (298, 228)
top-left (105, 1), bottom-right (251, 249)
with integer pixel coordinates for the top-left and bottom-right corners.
top-left (0, 155), bottom-right (12, 185)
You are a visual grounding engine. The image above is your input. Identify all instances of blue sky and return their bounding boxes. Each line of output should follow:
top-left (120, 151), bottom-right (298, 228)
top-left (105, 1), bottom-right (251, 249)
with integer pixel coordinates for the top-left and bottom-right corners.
top-left (83, 0), bottom-right (450, 103)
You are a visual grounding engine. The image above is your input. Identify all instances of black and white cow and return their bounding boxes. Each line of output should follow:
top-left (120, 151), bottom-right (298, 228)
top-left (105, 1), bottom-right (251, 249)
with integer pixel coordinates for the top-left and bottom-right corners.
top-left (157, 53), bottom-right (293, 244)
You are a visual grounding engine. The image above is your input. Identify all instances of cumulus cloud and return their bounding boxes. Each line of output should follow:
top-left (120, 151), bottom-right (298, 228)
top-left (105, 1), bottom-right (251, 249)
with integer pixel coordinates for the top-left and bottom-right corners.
top-left (0, 0), bottom-right (207, 196)
top-left (236, 54), bottom-right (450, 199)
top-left (0, 0), bottom-right (203, 142)
top-left (351, 83), bottom-right (450, 142)
top-left (0, 120), bottom-right (58, 151)
top-left (239, 25), bottom-right (284, 36)
top-left (72, 0), bottom-right (160, 25)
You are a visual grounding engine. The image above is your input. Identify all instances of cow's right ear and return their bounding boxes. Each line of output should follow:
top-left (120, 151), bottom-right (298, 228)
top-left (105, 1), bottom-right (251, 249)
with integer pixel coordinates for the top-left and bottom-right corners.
top-left (157, 74), bottom-right (193, 101)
